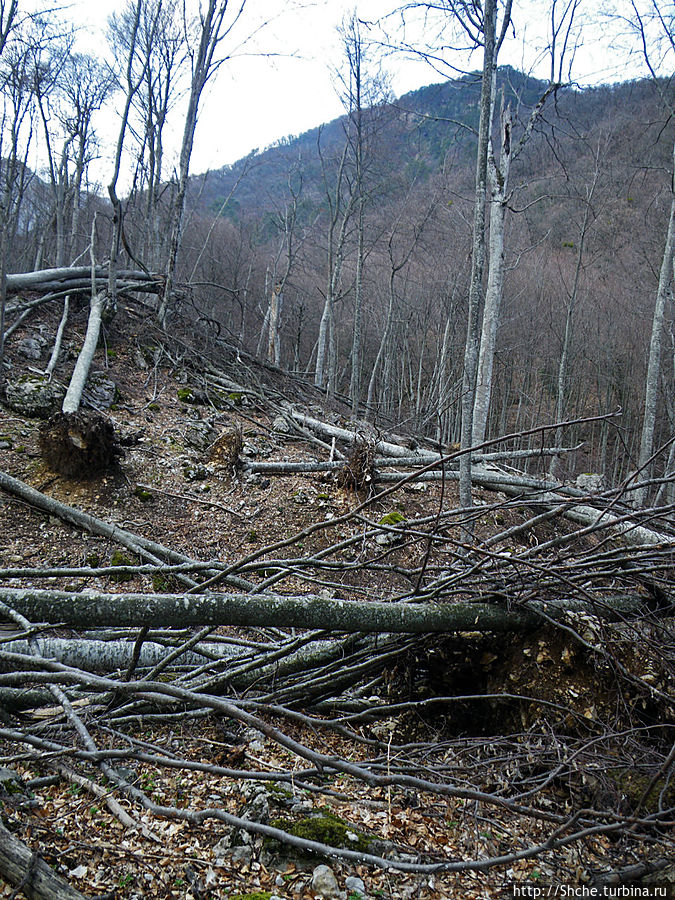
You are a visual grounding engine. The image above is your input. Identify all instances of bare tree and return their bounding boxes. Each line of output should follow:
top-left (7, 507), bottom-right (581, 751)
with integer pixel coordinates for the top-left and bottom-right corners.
top-left (106, 0), bottom-right (149, 303)
top-left (159, 0), bottom-right (249, 326)
top-left (314, 136), bottom-right (354, 395)
top-left (335, 14), bottom-right (390, 418)
top-left (626, 0), bottom-right (675, 506)
top-left (455, 0), bottom-right (511, 531)
top-left (110, 0), bottom-right (187, 270)
top-left (0, 11), bottom-right (48, 373)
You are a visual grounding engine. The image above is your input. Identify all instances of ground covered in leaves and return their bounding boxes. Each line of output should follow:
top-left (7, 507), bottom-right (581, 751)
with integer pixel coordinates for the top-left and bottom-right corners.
top-left (0, 297), bottom-right (673, 898)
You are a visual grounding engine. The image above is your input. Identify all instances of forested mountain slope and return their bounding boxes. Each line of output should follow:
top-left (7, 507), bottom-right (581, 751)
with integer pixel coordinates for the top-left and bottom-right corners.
top-left (177, 70), bottom-right (675, 491)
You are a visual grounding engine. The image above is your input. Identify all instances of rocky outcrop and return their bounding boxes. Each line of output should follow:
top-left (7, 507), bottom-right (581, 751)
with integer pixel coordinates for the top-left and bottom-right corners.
top-left (3, 375), bottom-right (66, 418)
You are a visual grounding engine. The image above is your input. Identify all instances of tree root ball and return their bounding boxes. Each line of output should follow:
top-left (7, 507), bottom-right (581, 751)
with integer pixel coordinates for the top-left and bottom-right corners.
top-left (39, 412), bottom-right (121, 477)
top-left (337, 439), bottom-right (375, 491)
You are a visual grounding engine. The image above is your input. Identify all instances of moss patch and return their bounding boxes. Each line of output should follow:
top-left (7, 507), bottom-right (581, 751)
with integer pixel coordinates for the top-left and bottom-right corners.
top-left (177, 387), bottom-right (197, 404)
top-left (270, 810), bottom-right (372, 854)
top-left (109, 550), bottom-right (135, 583)
top-left (378, 511), bottom-right (406, 526)
top-left (229, 893), bottom-right (273, 900)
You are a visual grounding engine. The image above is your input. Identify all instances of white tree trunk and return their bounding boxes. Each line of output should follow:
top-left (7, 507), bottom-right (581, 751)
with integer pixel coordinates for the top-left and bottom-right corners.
top-left (635, 144), bottom-right (675, 506)
top-left (459, 2), bottom-right (498, 530)
top-left (61, 292), bottom-right (104, 414)
top-left (473, 103), bottom-right (511, 445)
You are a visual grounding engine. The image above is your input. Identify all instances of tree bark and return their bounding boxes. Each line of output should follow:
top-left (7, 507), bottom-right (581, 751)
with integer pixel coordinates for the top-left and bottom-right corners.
top-left (635, 140), bottom-right (675, 507)
top-left (0, 819), bottom-right (87, 900)
top-left (5, 267), bottom-right (159, 293)
top-left (0, 637), bottom-right (241, 672)
top-left (0, 586), bottom-right (655, 632)
top-left (473, 100), bottom-right (511, 444)
top-left (459, 0), bottom-right (499, 532)
top-left (61, 293), bottom-right (104, 414)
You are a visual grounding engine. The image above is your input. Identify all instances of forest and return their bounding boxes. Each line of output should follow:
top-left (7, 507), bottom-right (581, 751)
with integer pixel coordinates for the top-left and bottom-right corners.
top-left (0, 1), bottom-right (673, 898)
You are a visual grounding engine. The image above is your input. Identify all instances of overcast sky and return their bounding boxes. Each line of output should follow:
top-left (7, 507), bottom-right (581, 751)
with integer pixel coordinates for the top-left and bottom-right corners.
top-left (60, 0), bottom-right (646, 182)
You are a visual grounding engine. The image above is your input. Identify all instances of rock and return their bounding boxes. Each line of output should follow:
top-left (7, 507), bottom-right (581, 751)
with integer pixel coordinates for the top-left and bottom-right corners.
top-left (375, 532), bottom-right (401, 546)
top-left (345, 875), bottom-right (367, 898)
top-left (230, 846), bottom-right (253, 865)
top-left (183, 462), bottom-right (209, 482)
top-left (17, 337), bottom-right (43, 360)
top-left (4, 375), bottom-right (66, 418)
top-left (185, 418), bottom-right (217, 451)
top-left (575, 472), bottom-right (605, 493)
top-left (133, 347), bottom-right (150, 370)
top-left (0, 767), bottom-right (21, 787)
top-left (82, 372), bottom-right (117, 410)
top-left (311, 864), bottom-right (341, 899)
top-left (238, 781), bottom-right (270, 824)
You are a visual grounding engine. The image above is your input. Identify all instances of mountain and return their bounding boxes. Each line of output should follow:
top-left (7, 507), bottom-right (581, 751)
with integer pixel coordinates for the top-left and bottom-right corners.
top-left (189, 66), bottom-right (551, 220)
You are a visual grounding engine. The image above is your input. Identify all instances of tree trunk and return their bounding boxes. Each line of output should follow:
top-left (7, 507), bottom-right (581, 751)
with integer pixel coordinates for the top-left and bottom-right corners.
top-left (160, 0), bottom-right (231, 326)
top-left (0, 819), bottom-right (87, 900)
top-left (459, 1), bottom-right (498, 533)
top-left (635, 141), bottom-right (675, 507)
top-left (61, 293), bottom-right (104, 414)
top-left (473, 101), bottom-right (511, 445)
top-left (0, 586), bottom-right (652, 632)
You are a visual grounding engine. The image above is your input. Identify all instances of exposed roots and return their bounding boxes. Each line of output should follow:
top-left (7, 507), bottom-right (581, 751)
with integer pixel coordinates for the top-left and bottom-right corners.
top-left (337, 438), bottom-right (376, 491)
top-left (39, 411), bottom-right (121, 477)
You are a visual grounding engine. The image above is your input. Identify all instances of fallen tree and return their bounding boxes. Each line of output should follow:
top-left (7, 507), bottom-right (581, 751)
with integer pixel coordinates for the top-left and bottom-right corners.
top-left (5, 266), bottom-right (160, 295)
top-left (0, 585), bottom-right (657, 631)
top-left (0, 819), bottom-right (87, 900)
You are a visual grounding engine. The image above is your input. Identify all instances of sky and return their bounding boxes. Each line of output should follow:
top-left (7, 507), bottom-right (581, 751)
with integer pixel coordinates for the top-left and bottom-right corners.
top-left (58, 0), bottom-right (648, 183)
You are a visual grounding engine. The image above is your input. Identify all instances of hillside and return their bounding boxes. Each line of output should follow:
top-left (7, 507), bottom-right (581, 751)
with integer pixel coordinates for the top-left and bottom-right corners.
top-left (189, 66), bottom-right (548, 217)
top-left (168, 69), bottom-right (675, 500)
top-left (0, 289), bottom-right (673, 897)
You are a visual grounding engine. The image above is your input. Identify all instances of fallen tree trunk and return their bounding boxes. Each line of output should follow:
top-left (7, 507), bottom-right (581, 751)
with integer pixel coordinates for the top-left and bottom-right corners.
top-left (61, 293), bottom-right (104, 414)
top-left (0, 819), bottom-right (87, 900)
top-left (0, 586), bottom-right (655, 632)
top-left (243, 446), bottom-right (582, 476)
top-left (288, 412), bottom-right (674, 548)
top-left (5, 266), bottom-right (160, 294)
top-left (0, 637), bottom-right (242, 672)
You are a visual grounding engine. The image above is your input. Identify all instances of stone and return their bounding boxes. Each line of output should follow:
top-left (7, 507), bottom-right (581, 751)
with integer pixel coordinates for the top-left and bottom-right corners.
top-left (82, 372), bottom-right (118, 410)
top-left (183, 462), bottom-right (209, 482)
top-left (185, 419), bottom-right (217, 451)
top-left (230, 846), bottom-right (253, 865)
top-left (3, 376), bottom-right (66, 418)
top-left (17, 337), bottom-right (43, 360)
top-left (311, 864), bottom-right (341, 899)
top-left (575, 472), bottom-right (605, 493)
top-left (345, 875), bottom-right (367, 898)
